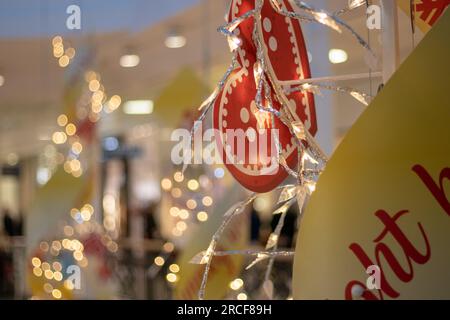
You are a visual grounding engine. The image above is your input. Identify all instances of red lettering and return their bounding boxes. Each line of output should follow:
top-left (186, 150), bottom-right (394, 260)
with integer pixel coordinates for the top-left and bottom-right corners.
top-left (347, 210), bottom-right (430, 299)
top-left (412, 165), bottom-right (450, 216)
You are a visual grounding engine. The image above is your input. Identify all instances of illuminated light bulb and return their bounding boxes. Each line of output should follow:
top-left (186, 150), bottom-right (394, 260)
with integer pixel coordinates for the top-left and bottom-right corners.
top-left (350, 91), bottom-right (369, 106)
top-left (57, 114), bottom-right (68, 126)
top-left (186, 199), bottom-right (197, 210)
top-left (44, 270), bottom-right (53, 280)
top-left (108, 95), bottom-right (122, 110)
top-left (52, 36), bottom-right (63, 46)
top-left (348, 0), bottom-right (365, 10)
top-left (187, 179), bottom-right (199, 191)
top-left (178, 209), bottom-right (189, 220)
top-left (229, 278), bottom-right (244, 291)
top-left (169, 207), bottom-right (179, 217)
top-left (161, 178), bottom-right (172, 191)
top-left (237, 293), bottom-right (248, 300)
top-left (70, 208), bottom-right (80, 219)
top-left (227, 34), bottom-right (242, 52)
top-left (107, 242), bottom-right (118, 253)
top-left (291, 121), bottom-right (306, 140)
top-left (53, 262), bottom-right (62, 272)
top-left (176, 221), bottom-right (187, 232)
top-left (52, 289), bottom-right (62, 299)
top-left (40, 242), bottom-right (49, 252)
top-left (197, 211), bottom-right (208, 222)
top-left (65, 123), bottom-right (77, 136)
top-left (65, 47), bottom-right (76, 59)
top-left (70, 159), bottom-right (81, 172)
top-left (171, 188), bottom-right (182, 198)
top-left (63, 225), bottom-right (74, 237)
top-left (312, 12), bottom-right (341, 33)
top-left (33, 267), bottom-right (43, 277)
top-left (0, 75), bottom-right (4, 87)
top-left (169, 264), bottom-right (180, 273)
top-left (301, 152), bottom-right (319, 165)
top-left (52, 131), bottom-right (67, 144)
top-left (64, 280), bottom-right (75, 290)
top-left (52, 241), bottom-right (62, 251)
top-left (84, 204), bottom-right (94, 213)
top-left (84, 70), bottom-right (97, 82)
top-left (92, 90), bottom-right (105, 103)
top-left (53, 45), bottom-right (64, 58)
top-left (91, 101), bottom-right (103, 113)
top-left (73, 251), bottom-right (83, 261)
top-left (154, 256), bottom-right (165, 266)
top-left (58, 55), bottom-right (70, 67)
top-left (53, 272), bottom-right (63, 282)
top-left (253, 61), bottom-right (263, 85)
top-left (166, 273), bottom-right (178, 283)
top-left (172, 228), bottom-right (183, 237)
top-left (306, 181), bottom-right (316, 193)
top-left (31, 257), bottom-right (41, 268)
top-left (202, 196), bottom-right (213, 207)
top-left (163, 242), bottom-right (175, 253)
top-left (80, 208), bottom-right (91, 221)
top-left (71, 142), bottom-right (83, 155)
top-left (63, 161), bottom-right (72, 174)
top-left (89, 79), bottom-right (100, 92)
top-left (43, 283), bottom-right (53, 294)
top-left (174, 171), bottom-right (184, 182)
top-left (328, 48), bottom-right (348, 64)
top-left (79, 257), bottom-right (88, 268)
top-left (89, 111), bottom-right (100, 123)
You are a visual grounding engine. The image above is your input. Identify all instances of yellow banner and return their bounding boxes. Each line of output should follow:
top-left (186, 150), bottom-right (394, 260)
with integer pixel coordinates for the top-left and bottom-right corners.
top-left (293, 10), bottom-right (450, 299)
top-left (397, 0), bottom-right (449, 33)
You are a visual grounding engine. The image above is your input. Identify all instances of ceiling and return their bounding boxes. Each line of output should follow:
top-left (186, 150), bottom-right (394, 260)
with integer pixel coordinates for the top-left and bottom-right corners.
top-left (0, 0), bottom-right (422, 161)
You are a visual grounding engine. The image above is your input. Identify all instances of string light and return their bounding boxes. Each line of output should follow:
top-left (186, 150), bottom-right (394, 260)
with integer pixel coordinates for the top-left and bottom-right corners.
top-left (154, 256), bottom-right (165, 266)
top-left (197, 211), bottom-right (208, 222)
top-left (169, 264), bottom-right (180, 273)
top-left (166, 273), bottom-right (178, 283)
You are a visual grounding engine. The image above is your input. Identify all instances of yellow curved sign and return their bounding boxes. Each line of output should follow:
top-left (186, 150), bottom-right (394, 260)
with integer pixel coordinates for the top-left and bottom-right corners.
top-left (293, 11), bottom-right (450, 299)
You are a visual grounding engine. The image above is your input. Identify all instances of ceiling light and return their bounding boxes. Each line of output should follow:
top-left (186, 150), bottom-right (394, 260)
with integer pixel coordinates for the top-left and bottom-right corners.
top-left (123, 100), bottom-right (154, 115)
top-left (0, 75), bottom-right (5, 87)
top-left (328, 49), bottom-right (348, 64)
top-left (120, 54), bottom-right (140, 68)
top-left (165, 35), bottom-right (187, 49)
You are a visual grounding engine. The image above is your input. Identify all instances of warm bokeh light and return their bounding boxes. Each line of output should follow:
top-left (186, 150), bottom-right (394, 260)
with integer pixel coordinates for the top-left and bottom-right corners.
top-left (154, 256), bottom-right (165, 266)
top-left (202, 196), bottom-right (213, 207)
top-left (197, 211), bottom-right (208, 222)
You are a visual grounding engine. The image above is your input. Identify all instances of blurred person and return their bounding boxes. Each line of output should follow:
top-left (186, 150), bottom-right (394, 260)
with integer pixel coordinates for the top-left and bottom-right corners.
top-left (250, 208), bottom-right (261, 244)
top-left (270, 206), bottom-right (298, 248)
top-left (144, 202), bottom-right (159, 239)
top-left (2, 209), bottom-right (14, 237)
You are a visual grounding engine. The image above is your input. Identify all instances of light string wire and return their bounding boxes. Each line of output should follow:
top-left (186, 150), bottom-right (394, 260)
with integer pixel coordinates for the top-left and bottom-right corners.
top-left (185, 0), bottom-right (376, 300)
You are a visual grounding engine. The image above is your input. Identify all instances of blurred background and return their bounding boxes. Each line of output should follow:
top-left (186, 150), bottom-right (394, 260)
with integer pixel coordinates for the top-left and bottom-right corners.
top-left (0, 0), bottom-right (421, 299)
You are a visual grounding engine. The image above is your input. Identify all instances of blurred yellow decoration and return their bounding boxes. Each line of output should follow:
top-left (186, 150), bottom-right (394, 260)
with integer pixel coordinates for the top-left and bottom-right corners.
top-left (293, 12), bottom-right (450, 300)
top-left (153, 68), bottom-right (209, 127)
top-left (175, 189), bottom-right (248, 300)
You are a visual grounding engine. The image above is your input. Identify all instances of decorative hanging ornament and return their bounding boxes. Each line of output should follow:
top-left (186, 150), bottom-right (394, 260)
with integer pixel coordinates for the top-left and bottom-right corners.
top-left (213, 0), bottom-right (317, 193)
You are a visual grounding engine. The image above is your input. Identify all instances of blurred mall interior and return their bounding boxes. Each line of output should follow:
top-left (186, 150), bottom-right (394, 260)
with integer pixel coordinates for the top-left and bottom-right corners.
top-left (0, 0), bottom-right (424, 299)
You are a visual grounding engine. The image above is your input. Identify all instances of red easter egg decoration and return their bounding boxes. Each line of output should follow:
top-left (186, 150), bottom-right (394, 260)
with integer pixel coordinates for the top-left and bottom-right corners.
top-left (213, 0), bottom-right (317, 193)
